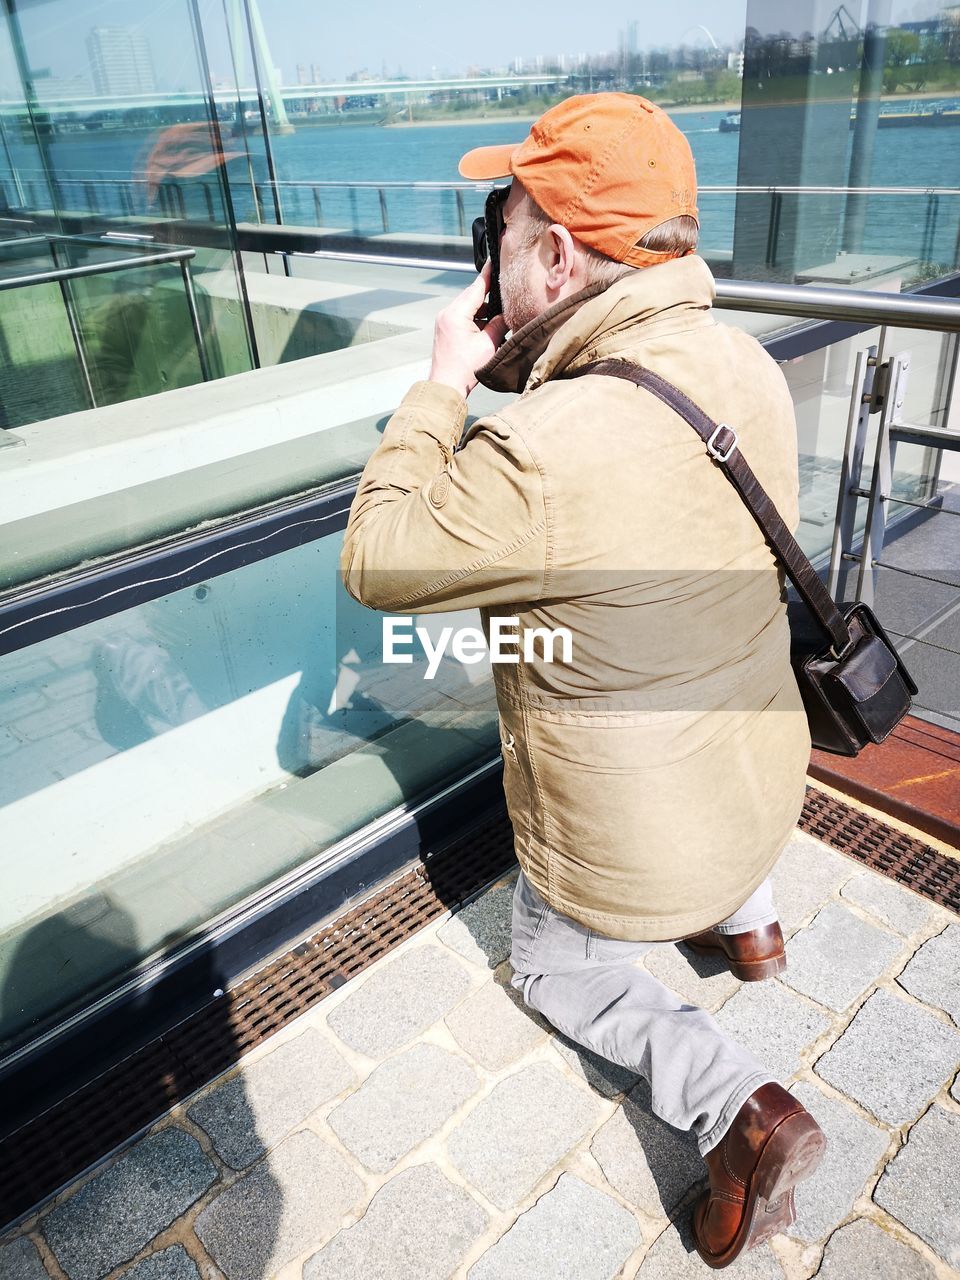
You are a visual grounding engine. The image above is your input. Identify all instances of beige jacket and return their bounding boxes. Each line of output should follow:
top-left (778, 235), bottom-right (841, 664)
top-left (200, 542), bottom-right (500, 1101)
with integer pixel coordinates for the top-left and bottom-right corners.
top-left (341, 255), bottom-right (810, 941)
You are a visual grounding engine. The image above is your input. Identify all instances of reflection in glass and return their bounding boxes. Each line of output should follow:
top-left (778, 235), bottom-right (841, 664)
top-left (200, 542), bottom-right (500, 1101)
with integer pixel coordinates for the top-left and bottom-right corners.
top-left (0, 533), bottom-right (498, 1054)
top-left (0, 0), bottom-right (256, 409)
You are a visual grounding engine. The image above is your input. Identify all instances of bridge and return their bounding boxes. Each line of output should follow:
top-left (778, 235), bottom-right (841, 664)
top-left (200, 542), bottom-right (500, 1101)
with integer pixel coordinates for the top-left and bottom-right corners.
top-left (0, 75), bottom-right (567, 118)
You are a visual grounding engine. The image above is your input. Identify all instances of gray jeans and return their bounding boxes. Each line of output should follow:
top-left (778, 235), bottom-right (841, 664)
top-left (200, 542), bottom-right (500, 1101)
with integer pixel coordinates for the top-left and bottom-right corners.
top-left (509, 873), bottom-right (780, 1155)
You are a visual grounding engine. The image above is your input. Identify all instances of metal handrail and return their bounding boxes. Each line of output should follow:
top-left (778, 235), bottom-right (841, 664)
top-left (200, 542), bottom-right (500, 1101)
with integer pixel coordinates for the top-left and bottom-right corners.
top-left (292, 241), bottom-right (960, 332)
top-left (0, 238), bottom-right (211, 396)
top-left (713, 279), bottom-right (960, 332)
top-left (0, 246), bottom-right (195, 290)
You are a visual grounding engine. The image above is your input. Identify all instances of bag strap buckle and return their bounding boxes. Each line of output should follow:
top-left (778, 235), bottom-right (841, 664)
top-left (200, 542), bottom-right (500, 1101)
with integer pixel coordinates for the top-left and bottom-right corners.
top-left (829, 635), bottom-right (857, 661)
top-left (706, 423), bottom-right (738, 463)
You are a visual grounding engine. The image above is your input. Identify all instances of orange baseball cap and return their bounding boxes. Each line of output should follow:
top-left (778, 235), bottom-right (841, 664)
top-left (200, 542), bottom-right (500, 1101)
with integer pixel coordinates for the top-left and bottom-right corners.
top-left (459, 93), bottom-right (698, 269)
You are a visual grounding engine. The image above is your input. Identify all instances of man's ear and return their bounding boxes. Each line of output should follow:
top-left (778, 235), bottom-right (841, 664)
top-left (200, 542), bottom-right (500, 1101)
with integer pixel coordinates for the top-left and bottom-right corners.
top-left (544, 224), bottom-right (577, 290)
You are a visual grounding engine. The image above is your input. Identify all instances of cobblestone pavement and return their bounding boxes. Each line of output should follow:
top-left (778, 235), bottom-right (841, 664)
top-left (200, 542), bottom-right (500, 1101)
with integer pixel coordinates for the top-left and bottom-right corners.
top-left (3, 829), bottom-right (960, 1280)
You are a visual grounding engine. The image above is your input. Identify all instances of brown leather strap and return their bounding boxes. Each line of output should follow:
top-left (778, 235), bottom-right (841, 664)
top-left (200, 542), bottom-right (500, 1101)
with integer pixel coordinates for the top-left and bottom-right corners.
top-left (565, 358), bottom-right (852, 655)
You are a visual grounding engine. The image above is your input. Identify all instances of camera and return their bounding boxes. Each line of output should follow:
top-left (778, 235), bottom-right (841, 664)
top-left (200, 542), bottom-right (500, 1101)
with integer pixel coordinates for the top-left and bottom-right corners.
top-left (471, 185), bottom-right (507, 321)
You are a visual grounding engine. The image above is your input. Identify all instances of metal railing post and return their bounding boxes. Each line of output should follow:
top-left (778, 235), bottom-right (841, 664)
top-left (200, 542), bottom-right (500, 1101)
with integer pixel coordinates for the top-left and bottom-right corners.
top-left (455, 189), bottom-right (466, 236)
top-left (827, 345), bottom-right (878, 598)
top-left (378, 187), bottom-right (389, 233)
top-left (48, 239), bottom-right (97, 411)
top-left (179, 259), bottom-right (211, 382)
top-left (765, 191), bottom-right (782, 269)
top-left (855, 352), bottom-right (911, 607)
top-left (313, 187), bottom-right (323, 227)
top-left (349, 186), bottom-right (359, 233)
top-left (922, 193), bottom-right (939, 263)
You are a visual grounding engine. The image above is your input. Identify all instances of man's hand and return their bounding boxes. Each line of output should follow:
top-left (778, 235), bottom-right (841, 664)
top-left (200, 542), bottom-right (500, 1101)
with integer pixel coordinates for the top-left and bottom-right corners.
top-left (429, 261), bottom-right (509, 399)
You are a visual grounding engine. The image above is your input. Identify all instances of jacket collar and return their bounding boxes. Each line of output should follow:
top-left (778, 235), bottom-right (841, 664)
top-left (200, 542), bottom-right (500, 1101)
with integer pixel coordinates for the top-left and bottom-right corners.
top-left (476, 254), bottom-right (716, 396)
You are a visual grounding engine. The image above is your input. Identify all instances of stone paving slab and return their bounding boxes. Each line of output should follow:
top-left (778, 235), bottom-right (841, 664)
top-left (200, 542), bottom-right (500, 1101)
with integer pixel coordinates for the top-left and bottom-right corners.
top-left (327, 1041), bottom-right (480, 1173)
top-left (437, 882), bottom-right (515, 970)
top-left (187, 1027), bottom-right (356, 1169)
top-left (194, 1129), bottom-right (365, 1280)
top-left (326, 943), bottom-right (473, 1058)
top-left (43, 1127), bottom-right (217, 1280)
top-left (444, 974), bottom-right (549, 1071)
top-left (786, 1082), bottom-right (891, 1243)
top-left (815, 989), bottom-right (960, 1126)
top-left (121, 1246), bottom-right (200, 1280)
top-left (840, 872), bottom-right (939, 937)
top-left (550, 1033), bottom-right (640, 1099)
top-left (642, 942), bottom-right (740, 1011)
top-left (8, 826), bottom-right (960, 1280)
top-left (636, 1215), bottom-right (784, 1278)
top-left (0, 1238), bottom-right (48, 1280)
top-left (303, 1164), bottom-right (488, 1280)
top-left (781, 903), bottom-right (903, 1012)
top-left (467, 1173), bottom-right (642, 1280)
top-left (590, 1081), bottom-right (704, 1219)
top-left (873, 1104), bottom-right (960, 1269)
top-left (716, 979), bottom-right (833, 1082)
top-left (447, 1062), bottom-right (599, 1210)
top-left (816, 1218), bottom-right (936, 1279)
top-left (896, 924), bottom-right (960, 1027)
top-left (769, 834), bottom-right (853, 934)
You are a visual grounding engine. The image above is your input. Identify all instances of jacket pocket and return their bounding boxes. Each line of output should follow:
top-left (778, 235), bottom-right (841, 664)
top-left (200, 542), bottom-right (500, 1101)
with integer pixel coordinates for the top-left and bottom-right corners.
top-left (500, 728), bottom-right (531, 819)
top-left (498, 701), bottom-right (544, 837)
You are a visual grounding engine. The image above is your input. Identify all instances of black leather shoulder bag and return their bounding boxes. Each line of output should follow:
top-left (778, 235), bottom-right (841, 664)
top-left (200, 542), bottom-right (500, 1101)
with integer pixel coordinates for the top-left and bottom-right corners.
top-left (566, 358), bottom-right (918, 757)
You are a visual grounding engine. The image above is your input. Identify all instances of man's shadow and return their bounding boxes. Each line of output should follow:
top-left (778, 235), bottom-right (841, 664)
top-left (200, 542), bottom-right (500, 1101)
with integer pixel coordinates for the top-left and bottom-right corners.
top-left (0, 903), bottom-right (283, 1276)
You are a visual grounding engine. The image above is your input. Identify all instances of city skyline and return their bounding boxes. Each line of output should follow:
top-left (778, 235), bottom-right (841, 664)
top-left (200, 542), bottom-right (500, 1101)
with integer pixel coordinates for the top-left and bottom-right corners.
top-left (0, 0), bottom-right (953, 96)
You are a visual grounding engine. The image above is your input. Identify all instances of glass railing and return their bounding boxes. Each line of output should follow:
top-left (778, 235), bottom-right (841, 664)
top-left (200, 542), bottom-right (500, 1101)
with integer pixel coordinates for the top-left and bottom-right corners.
top-left (0, 528), bottom-right (499, 1058)
top-left (0, 234), bottom-right (210, 424)
top-left (4, 172), bottom-right (958, 288)
top-left (2, 276), bottom-right (958, 1065)
top-left (2, 0), bottom-right (960, 1081)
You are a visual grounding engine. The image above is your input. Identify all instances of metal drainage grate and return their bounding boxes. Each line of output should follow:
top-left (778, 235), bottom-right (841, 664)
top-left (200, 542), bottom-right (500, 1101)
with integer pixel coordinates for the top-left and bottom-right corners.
top-left (798, 786), bottom-right (960, 914)
top-left (0, 814), bottom-right (516, 1229)
top-left (1, 787), bottom-right (957, 1229)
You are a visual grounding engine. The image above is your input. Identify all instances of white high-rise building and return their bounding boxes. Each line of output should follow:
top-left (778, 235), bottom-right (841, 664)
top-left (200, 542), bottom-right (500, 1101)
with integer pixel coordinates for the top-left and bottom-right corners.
top-left (86, 27), bottom-right (157, 97)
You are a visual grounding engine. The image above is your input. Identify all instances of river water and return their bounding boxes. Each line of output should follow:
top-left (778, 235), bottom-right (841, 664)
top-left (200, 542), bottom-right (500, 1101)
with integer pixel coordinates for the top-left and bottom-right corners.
top-left (7, 105), bottom-right (960, 266)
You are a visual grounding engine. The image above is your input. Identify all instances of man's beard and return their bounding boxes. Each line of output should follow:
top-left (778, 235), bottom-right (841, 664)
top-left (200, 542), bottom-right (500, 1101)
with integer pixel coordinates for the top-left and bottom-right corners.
top-left (498, 246), bottom-right (541, 333)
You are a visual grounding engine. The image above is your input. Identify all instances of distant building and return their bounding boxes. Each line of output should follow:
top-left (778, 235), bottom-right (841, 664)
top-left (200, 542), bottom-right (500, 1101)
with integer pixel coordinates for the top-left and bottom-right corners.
top-left (86, 26), bottom-right (157, 97)
top-left (30, 70), bottom-right (95, 102)
top-left (727, 49), bottom-right (745, 77)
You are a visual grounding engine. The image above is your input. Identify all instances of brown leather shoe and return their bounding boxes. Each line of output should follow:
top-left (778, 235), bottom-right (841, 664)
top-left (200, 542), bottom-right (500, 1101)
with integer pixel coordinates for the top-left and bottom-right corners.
top-left (692, 1083), bottom-right (826, 1268)
top-left (685, 922), bottom-right (786, 981)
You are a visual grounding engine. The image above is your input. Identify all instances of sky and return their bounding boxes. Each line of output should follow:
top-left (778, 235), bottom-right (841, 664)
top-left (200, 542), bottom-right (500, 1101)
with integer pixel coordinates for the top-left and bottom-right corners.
top-left (240, 0), bottom-right (749, 81)
top-left (1, 0), bottom-right (949, 93)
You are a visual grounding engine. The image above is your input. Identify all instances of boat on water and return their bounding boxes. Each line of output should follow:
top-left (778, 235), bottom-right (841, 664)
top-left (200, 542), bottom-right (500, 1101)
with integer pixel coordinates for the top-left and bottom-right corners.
top-left (719, 111), bottom-right (740, 133)
top-left (850, 99), bottom-right (960, 128)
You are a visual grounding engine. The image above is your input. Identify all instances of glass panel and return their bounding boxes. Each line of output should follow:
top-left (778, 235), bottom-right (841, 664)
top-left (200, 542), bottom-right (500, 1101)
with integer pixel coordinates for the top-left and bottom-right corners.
top-left (0, 0), bottom-right (255, 407)
top-left (778, 321), bottom-right (960, 731)
top-left (195, 0), bottom-right (960, 288)
top-left (0, 532), bottom-right (499, 1055)
top-left (779, 326), bottom-right (887, 561)
top-left (779, 325), bottom-right (956, 558)
top-left (0, 10), bottom-right (49, 236)
top-left (734, 0), bottom-right (960, 287)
